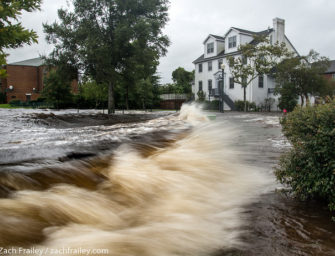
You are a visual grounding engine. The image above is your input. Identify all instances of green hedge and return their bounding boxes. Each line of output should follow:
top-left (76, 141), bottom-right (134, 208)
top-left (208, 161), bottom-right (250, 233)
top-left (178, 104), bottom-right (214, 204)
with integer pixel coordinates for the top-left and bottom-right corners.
top-left (234, 100), bottom-right (257, 111)
top-left (204, 100), bottom-right (220, 110)
top-left (275, 101), bottom-right (335, 219)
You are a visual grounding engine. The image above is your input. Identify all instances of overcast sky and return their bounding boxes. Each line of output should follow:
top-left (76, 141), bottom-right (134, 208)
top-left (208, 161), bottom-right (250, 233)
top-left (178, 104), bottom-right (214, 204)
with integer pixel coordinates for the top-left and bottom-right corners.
top-left (6, 0), bottom-right (335, 84)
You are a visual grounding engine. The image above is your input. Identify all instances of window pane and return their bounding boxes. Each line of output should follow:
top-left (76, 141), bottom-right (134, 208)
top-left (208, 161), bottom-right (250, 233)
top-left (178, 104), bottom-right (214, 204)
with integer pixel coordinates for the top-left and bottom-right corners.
top-left (199, 81), bottom-right (203, 91)
top-left (218, 59), bottom-right (223, 69)
top-left (207, 42), bottom-right (214, 54)
top-left (208, 80), bottom-right (212, 91)
top-left (258, 75), bottom-right (264, 88)
top-left (199, 63), bottom-right (202, 72)
top-left (229, 77), bottom-right (234, 89)
top-left (208, 61), bottom-right (212, 71)
top-left (228, 36), bottom-right (237, 48)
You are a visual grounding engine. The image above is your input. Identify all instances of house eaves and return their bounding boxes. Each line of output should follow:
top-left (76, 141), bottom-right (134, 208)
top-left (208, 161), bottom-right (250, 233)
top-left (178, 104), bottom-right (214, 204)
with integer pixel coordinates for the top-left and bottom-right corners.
top-left (8, 57), bottom-right (44, 67)
top-left (193, 50), bottom-right (241, 64)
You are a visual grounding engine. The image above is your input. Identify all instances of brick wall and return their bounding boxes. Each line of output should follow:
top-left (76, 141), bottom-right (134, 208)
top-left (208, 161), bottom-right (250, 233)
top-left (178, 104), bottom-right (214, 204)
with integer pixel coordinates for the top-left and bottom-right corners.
top-left (3, 65), bottom-right (78, 103)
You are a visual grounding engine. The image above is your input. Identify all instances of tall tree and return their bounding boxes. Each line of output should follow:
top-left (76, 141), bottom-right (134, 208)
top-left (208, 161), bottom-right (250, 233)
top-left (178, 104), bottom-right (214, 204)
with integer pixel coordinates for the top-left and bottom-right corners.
top-left (171, 67), bottom-right (194, 94)
top-left (275, 50), bottom-right (330, 106)
top-left (227, 36), bottom-right (291, 112)
top-left (43, 0), bottom-right (170, 114)
top-left (0, 0), bottom-right (41, 77)
top-left (81, 79), bottom-right (108, 109)
top-left (42, 69), bottom-right (73, 109)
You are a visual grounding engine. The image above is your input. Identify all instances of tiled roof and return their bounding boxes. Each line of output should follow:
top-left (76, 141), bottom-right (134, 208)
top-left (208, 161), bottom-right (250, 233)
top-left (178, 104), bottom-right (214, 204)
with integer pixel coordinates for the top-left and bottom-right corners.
top-left (325, 60), bottom-right (335, 73)
top-left (8, 57), bottom-right (44, 67)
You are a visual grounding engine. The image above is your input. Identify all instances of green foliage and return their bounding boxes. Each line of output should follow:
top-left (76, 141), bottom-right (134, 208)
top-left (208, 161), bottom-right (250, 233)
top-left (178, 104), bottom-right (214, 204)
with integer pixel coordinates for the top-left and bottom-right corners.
top-left (204, 100), bottom-right (220, 110)
top-left (81, 80), bottom-right (108, 109)
top-left (9, 99), bottom-right (21, 106)
top-left (43, 0), bottom-right (170, 114)
top-left (276, 101), bottom-right (335, 217)
top-left (275, 50), bottom-right (331, 106)
top-left (0, 0), bottom-right (41, 77)
top-left (172, 67), bottom-right (194, 94)
top-left (276, 82), bottom-right (298, 112)
top-left (234, 100), bottom-right (256, 111)
top-left (197, 90), bottom-right (206, 102)
top-left (227, 35), bottom-right (291, 112)
top-left (42, 70), bottom-right (73, 109)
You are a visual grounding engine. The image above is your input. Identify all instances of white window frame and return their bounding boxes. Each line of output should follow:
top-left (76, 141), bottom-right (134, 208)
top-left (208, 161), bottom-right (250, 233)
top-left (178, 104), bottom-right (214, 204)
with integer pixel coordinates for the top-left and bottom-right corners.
top-left (207, 42), bottom-right (214, 54)
top-left (228, 36), bottom-right (237, 48)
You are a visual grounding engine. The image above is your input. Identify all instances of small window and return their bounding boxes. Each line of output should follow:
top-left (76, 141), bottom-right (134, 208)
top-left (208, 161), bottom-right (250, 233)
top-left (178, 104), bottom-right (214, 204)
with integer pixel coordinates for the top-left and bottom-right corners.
top-left (218, 59), bottom-right (223, 69)
top-left (258, 75), bottom-right (264, 88)
top-left (229, 77), bottom-right (234, 89)
top-left (11, 95), bottom-right (16, 99)
top-left (198, 63), bottom-right (202, 73)
top-left (228, 36), bottom-right (237, 48)
top-left (199, 81), bottom-right (203, 91)
top-left (208, 61), bottom-right (212, 71)
top-left (332, 73), bottom-right (335, 80)
top-left (207, 42), bottom-right (214, 54)
top-left (242, 56), bottom-right (247, 65)
top-left (208, 80), bottom-right (212, 91)
top-left (270, 35), bottom-right (273, 45)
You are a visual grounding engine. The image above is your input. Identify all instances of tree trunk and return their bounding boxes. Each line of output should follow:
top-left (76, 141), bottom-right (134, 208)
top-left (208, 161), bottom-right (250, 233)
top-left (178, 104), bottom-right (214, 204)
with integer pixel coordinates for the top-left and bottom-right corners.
top-left (243, 86), bottom-right (247, 112)
top-left (300, 95), bottom-right (304, 107)
top-left (126, 84), bottom-right (129, 110)
top-left (108, 81), bottom-right (115, 114)
top-left (304, 94), bottom-right (310, 106)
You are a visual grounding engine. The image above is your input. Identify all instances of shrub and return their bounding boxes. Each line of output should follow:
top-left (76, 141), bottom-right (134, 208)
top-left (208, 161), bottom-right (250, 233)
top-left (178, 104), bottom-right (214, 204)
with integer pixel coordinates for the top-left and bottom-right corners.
top-left (197, 90), bottom-right (206, 102)
top-left (234, 100), bottom-right (256, 111)
top-left (9, 99), bottom-right (21, 106)
top-left (204, 100), bottom-right (220, 110)
top-left (275, 101), bottom-right (335, 218)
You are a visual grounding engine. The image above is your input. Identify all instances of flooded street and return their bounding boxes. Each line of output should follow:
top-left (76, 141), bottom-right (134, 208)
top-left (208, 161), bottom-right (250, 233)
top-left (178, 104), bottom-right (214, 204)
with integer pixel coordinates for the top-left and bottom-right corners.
top-left (0, 106), bottom-right (334, 255)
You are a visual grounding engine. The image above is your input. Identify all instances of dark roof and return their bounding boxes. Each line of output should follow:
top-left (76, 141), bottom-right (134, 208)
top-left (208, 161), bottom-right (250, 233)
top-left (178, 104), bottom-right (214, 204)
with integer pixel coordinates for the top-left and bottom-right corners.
top-left (249, 29), bottom-right (274, 45)
top-left (231, 27), bottom-right (258, 35)
top-left (8, 57), bottom-right (44, 67)
top-left (210, 34), bottom-right (225, 41)
top-left (193, 50), bottom-right (242, 64)
top-left (325, 60), bottom-right (335, 74)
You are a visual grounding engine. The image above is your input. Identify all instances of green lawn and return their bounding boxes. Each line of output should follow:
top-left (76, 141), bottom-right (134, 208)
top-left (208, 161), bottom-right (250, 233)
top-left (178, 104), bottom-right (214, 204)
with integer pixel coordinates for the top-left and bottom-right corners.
top-left (0, 104), bottom-right (32, 109)
top-left (0, 104), bottom-right (13, 108)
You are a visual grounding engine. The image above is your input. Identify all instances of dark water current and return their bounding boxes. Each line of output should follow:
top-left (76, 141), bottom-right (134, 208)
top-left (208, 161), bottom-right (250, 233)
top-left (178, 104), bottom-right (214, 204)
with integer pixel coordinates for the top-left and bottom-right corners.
top-left (0, 108), bottom-right (334, 256)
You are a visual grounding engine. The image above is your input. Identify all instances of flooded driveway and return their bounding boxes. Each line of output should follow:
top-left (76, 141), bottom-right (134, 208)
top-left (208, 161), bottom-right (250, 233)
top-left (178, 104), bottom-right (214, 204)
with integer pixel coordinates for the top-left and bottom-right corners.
top-left (0, 107), bottom-right (334, 255)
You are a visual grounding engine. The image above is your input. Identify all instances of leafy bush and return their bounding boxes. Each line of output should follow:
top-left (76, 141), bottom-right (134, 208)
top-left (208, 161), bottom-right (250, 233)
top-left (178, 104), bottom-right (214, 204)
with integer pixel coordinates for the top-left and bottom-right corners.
top-left (197, 90), bottom-right (206, 102)
top-left (234, 100), bottom-right (256, 111)
top-left (277, 82), bottom-right (299, 112)
top-left (9, 99), bottom-right (21, 106)
top-left (275, 101), bottom-right (335, 218)
top-left (204, 100), bottom-right (220, 110)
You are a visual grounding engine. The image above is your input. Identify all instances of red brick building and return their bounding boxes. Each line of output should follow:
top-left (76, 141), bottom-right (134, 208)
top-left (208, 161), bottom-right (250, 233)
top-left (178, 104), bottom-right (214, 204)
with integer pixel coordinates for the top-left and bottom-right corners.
top-left (0, 57), bottom-right (78, 103)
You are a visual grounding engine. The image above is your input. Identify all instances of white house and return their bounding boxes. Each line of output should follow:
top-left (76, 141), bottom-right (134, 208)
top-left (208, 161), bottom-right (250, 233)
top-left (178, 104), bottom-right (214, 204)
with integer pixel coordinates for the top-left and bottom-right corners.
top-left (192, 18), bottom-right (299, 110)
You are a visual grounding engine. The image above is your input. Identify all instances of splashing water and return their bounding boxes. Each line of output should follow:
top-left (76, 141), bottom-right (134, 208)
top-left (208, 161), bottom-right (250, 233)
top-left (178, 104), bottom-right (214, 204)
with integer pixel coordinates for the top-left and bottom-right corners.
top-left (0, 105), bottom-right (271, 255)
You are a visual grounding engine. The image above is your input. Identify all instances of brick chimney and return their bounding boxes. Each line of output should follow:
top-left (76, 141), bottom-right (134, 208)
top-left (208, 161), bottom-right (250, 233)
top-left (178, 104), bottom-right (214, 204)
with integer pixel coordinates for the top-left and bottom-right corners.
top-left (273, 18), bottom-right (285, 44)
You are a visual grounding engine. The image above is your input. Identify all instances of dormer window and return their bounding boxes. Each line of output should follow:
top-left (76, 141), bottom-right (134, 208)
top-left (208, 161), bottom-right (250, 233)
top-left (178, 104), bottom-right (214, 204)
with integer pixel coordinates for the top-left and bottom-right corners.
top-left (228, 36), bottom-right (236, 48)
top-left (207, 42), bottom-right (214, 54)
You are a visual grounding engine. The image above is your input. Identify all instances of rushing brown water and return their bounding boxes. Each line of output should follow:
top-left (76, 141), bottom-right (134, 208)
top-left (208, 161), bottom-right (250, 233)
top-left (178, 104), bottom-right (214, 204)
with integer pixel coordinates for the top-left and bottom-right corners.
top-left (0, 106), bottom-right (334, 256)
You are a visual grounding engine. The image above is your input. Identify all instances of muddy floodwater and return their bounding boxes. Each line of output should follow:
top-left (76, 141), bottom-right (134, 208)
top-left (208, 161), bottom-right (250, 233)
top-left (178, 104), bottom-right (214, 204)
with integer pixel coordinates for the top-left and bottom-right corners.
top-left (0, 106), bottom-right (334, 256)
